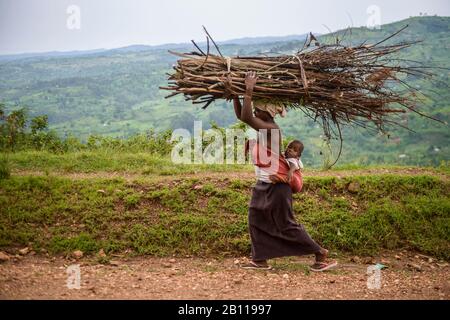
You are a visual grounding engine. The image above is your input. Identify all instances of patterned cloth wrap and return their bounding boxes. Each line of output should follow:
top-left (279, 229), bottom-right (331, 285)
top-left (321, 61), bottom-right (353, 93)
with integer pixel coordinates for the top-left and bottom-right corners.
top-left (251, 142), bottom-right (303, 193)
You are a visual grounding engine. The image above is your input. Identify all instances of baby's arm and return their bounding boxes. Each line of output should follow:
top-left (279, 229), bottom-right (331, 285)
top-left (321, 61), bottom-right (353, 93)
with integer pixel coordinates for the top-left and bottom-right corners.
top-left (287, 161), bottom-right (296, 182)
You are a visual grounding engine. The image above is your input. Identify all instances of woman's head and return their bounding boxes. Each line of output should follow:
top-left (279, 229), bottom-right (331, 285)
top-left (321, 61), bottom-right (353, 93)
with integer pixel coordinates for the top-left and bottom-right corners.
top-left (253, 108), bottom-right (273, 121)
top-left (253, 100), bottom-right (286, 121)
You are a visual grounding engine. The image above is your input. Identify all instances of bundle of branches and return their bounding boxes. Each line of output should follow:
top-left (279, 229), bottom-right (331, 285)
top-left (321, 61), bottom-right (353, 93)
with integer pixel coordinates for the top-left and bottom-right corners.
top-left (161, 26), bottom-right (435, 141)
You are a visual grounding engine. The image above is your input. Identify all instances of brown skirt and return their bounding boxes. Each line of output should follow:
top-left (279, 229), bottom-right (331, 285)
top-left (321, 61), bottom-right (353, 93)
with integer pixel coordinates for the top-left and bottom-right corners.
top-left (248, 181), bottom-right (321, 261)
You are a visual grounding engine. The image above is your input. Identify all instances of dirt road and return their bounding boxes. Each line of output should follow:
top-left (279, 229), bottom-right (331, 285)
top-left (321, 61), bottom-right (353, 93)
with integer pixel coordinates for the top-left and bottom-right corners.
top-left (1, 251), bottom-right (448, 300)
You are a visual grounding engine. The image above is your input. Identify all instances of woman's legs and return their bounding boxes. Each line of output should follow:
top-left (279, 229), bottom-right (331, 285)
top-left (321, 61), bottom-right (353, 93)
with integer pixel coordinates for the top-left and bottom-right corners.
top-left (246, 182), bottom-right (337, 271)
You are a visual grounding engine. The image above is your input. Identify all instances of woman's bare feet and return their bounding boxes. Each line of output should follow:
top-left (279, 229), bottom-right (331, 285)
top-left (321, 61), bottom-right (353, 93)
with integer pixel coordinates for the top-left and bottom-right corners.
top-left (240, 260), bottom-right (272, 270)
top-left (315, 248), bottom-right (329, 263)
top-left (312, 248), bottom-right (338, 272)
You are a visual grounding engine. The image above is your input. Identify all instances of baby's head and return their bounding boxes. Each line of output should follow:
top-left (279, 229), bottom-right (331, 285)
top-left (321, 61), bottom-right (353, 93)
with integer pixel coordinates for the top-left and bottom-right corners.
top-left (285, 140), bottom-right (304, 159)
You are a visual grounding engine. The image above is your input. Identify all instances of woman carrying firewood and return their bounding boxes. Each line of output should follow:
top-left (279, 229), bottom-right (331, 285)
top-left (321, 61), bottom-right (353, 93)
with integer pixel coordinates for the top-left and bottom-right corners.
top-left (234, 71), bottom-right (337, 272)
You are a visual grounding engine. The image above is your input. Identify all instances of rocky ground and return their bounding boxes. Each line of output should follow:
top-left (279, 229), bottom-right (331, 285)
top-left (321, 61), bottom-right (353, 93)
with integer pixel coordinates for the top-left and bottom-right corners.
top-left (0, 249), bottom-right (448, 300)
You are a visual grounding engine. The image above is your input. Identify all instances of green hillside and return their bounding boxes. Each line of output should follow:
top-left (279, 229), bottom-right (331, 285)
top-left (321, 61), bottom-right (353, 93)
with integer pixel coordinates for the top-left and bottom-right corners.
top-left (0, 16), bottom-right (449, 167)
top-left (1, 173), bottom-right (449, 259)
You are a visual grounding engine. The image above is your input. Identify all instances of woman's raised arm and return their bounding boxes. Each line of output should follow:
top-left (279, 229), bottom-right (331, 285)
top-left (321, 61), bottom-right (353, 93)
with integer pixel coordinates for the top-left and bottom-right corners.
top-left (240, 71), bottom-right (278, 131)
top-left (233, 97), bottom-right (242, 120)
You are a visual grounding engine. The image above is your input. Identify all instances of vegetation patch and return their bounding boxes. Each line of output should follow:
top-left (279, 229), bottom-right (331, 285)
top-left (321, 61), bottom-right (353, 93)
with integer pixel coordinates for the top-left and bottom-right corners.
top-left (1, 174), bottom-right (448, 259)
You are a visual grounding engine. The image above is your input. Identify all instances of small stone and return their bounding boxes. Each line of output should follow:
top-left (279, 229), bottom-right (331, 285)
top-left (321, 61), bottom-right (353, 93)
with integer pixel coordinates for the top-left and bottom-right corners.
top-left (407, 263), bottom-right (422, 272)
top-left (72, 250), bottom-right (83, 259)
top-left (347, 182), bottom-right (360, 193)
top-left (169, 258), bottom-right (176, 263)
top-left (109, 260), bottom-right (120, 266)
top-left (98, 249), bottom-right (106, 258)
top-left (362, 257), bottom-right (375, 264)
top-left (19, 247), bottom-right (30, 255)
top-left (395, 255), bottom-right (401, 260)
top-left (233, 259), bottom-right (240, 265)
top-left (0, 251), bottom-right (10, 262)
top-left (167, 270), bottom-right (177, 276)
top-left (282, 274), bottom-right (289, 279)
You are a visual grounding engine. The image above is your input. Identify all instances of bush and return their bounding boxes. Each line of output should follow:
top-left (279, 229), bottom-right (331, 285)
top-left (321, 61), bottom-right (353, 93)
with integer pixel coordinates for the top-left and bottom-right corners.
top-left (0, 156), bottom-right (10, 180)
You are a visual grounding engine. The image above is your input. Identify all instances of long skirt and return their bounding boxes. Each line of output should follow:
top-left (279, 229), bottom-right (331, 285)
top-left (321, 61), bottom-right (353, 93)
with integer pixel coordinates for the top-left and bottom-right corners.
top-left (248, 181), bottom-right (321, 261)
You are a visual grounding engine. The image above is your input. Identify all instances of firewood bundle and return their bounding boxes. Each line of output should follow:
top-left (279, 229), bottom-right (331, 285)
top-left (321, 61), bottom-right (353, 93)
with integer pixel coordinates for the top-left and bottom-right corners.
top-left (160, 27), bottom-right (432, 139)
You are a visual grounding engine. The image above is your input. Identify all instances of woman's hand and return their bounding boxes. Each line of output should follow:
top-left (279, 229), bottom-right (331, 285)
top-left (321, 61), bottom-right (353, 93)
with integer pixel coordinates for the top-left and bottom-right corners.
top-left (245, 71), bottom-right (258, 92)
top-left (287, 171), bottom-right (293, 183)
top-left (270, 174), bottom-right (287, 184)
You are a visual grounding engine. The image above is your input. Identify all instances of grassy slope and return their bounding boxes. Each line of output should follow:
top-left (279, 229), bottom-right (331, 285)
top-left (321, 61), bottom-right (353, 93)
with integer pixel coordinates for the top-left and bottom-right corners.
top-left (5, 150), bottom-right (450, 175)
top-left (1, 170), bottom-right (449, 260)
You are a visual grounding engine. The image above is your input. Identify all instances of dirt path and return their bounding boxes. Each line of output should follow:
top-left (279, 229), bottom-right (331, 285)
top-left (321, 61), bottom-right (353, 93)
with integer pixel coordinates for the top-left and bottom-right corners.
top-left (1, 251), bottom-right (448, 300)
top-left (12, 167), bottom-right (448, 183)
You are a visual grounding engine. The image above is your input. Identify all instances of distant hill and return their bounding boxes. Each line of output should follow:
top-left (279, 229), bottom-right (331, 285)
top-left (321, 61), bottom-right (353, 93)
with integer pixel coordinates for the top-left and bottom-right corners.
top-left (0, 16), bottom-right (449, 167)
top-left (0, 33), bottom-right (310, 61)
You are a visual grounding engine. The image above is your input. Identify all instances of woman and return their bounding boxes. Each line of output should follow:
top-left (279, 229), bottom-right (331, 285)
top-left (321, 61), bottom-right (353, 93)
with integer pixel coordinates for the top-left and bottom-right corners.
top-left (233, 71), bottom-right (337, 272)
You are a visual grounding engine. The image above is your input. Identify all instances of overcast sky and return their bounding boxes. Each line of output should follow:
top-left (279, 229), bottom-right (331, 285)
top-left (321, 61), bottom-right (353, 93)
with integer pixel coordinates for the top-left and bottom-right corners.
top-left (0, 0), bottom-right (449, 55)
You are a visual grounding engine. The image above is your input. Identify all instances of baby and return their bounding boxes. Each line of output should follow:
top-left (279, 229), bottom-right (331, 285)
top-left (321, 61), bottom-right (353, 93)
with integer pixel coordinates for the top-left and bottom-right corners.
top-left (269, 139), bottom-right (304, 186)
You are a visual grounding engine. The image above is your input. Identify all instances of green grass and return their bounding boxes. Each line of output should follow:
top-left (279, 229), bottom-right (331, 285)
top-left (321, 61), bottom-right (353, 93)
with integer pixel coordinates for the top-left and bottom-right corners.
top-left (0, 155), bottom-right (11, 180)
top-left (1, 173), bottom-right (449, 259)
top-left (8, 150), bottom-right (253, 174)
